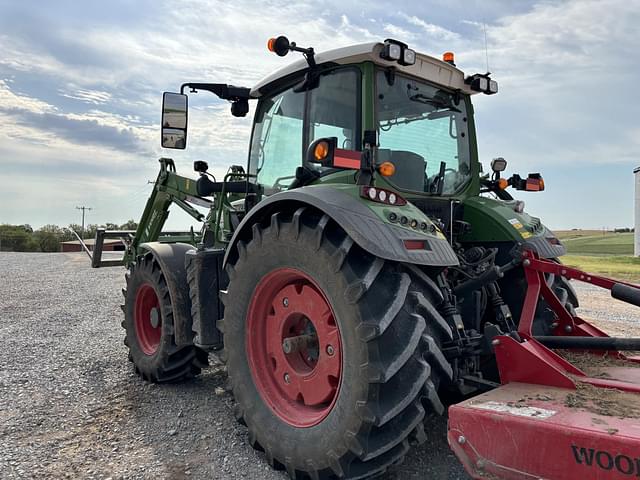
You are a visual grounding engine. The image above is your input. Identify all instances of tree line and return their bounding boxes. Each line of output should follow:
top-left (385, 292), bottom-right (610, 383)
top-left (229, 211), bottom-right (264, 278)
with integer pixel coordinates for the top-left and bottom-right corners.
top-left (0, 221), bottom-right (138, 252)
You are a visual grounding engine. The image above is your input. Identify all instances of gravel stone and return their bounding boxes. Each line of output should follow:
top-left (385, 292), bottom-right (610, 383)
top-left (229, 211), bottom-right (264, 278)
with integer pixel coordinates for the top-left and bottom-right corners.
top-left (5, 252), bottom-right (630, 479)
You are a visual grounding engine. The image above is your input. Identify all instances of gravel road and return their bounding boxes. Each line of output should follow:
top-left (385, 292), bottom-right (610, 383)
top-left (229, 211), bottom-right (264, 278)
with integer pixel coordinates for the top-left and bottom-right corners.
top-left (2, 252), bottom-right (638, 479)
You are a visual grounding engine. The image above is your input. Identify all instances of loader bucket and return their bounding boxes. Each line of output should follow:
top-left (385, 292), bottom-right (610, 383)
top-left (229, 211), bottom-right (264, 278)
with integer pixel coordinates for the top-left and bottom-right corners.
top-left (448, 251), bottom-right (640, 480)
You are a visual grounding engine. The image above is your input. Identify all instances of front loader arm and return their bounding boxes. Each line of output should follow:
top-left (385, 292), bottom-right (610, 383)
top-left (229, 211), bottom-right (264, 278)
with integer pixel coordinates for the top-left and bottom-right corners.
top-left (87, 158), bottom-right (212, 268)
top-left (125, 158), bottom-right (212, 265)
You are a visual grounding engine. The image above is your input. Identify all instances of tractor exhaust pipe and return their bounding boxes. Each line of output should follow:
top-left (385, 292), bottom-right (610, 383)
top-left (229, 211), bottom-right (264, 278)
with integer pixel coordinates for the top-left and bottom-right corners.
top-left (534, 335), bottom-right (640, 350)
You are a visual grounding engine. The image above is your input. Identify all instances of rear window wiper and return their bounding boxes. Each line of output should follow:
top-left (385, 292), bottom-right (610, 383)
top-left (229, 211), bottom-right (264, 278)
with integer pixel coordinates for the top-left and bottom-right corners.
top-left (409, 93), bottom-right (461, 113)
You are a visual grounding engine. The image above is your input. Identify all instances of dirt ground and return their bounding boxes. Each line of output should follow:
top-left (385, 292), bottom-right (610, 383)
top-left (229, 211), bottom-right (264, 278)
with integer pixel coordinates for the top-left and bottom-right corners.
top-left (2, 252), bottom-right (638, 479)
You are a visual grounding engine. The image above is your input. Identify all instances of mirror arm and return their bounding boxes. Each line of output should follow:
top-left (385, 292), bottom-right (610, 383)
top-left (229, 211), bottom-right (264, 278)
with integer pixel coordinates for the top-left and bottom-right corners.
top-left (179, 83), bottom-right (251, 101)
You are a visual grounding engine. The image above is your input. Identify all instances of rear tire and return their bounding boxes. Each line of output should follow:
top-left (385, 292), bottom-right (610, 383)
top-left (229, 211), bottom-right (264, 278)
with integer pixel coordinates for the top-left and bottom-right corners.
top-left (221, 209), bottom-right (452, 479)
top-left (122, 253), bottom-right (208, 382)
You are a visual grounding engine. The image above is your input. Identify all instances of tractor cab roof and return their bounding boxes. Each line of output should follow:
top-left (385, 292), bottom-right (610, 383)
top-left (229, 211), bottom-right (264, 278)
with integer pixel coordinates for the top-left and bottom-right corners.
top-left (251, 41), bottom-right (477, 98)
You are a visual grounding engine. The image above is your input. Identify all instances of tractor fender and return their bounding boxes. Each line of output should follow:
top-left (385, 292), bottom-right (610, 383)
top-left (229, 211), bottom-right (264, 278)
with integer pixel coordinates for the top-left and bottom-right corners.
top-left (224, 185), bottom-right (459, 268)
top-left (139, 242), bottom-right (195, 347)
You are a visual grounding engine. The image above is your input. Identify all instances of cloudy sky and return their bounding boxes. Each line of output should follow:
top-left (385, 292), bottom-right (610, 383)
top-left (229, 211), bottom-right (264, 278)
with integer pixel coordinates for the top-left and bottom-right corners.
top-left (0, 0), bottom-right (638, 230)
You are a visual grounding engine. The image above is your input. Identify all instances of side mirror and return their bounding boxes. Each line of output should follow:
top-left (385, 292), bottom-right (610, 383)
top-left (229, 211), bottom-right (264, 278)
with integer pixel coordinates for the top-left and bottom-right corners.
top-left (161, 92), bottom-right (188, 149)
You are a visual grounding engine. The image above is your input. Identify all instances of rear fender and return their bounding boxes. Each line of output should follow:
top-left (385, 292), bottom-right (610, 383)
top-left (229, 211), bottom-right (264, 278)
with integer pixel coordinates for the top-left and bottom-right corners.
top-left (139, 242), bottom-right (195, 347)
top-left (224, 185), bottom-right (459, 268)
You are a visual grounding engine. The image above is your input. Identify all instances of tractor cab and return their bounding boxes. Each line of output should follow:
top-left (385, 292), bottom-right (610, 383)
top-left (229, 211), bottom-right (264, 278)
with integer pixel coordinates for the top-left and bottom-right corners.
top-left (246, 38), bottom-right (489, 202)
top-left (161, 38), bottom-right (494, 201)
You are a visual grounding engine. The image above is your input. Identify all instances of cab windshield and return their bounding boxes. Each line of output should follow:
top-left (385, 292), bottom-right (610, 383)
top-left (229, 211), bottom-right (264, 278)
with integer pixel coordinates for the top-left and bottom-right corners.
top-left (376, 70), bottom-right (471, 195)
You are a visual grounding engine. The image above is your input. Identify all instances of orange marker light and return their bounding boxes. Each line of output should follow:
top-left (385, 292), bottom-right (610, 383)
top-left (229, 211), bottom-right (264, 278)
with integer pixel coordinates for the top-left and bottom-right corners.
top-left (497, 178), bottom-right (509, 190)
top-left (443, 52), bottom-right (455, 64)
top-left (314, 141), bottom-right (329, 161)
top-left (267, 38), bottom-right (276, 52)
top-left (378, 161), bottom-right (396, 177)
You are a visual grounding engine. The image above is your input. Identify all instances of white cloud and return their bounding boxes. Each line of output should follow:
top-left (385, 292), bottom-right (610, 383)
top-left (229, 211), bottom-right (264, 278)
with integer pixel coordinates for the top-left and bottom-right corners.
top-left (0, 79), bottom-right (57, 114)
top-left (60, 87), bottom-right (112, 105)
top-left (383, 23), bottom-right (416, 40)
top-left (0, 0), bottom-right (638, 229)
top-left (404, 14), bottom-right (460, 41)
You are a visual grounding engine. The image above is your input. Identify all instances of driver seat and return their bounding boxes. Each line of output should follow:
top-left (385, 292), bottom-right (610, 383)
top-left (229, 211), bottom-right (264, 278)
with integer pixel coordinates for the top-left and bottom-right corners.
top-left (386, 150), bottom-right (426, 192)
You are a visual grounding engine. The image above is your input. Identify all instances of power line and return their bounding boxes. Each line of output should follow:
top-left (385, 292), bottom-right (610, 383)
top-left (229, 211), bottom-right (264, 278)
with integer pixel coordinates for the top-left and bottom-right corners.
top-left (76, 206), bottom-right (93, 239)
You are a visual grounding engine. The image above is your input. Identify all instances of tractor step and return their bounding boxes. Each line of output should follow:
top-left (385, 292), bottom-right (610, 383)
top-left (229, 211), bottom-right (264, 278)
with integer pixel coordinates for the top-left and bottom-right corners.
top-left (448, 381), bottom-right (640, 480)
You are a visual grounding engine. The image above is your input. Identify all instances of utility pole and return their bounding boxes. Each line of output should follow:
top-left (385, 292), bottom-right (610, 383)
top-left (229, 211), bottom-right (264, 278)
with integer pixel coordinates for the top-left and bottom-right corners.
top-left (76, 206), bottom-right (93, 239)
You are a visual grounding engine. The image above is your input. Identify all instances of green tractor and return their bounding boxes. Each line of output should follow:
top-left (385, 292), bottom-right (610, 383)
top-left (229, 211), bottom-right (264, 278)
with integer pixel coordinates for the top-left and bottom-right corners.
top-left (93, 37), bottom-right (577, 478)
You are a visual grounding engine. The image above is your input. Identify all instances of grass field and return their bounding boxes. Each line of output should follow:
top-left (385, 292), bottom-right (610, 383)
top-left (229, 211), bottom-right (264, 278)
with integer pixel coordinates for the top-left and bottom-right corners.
top-left (562, 255), bottom-right (640, 281)
top-left (556, 230), bottom-right (634, 255)
top-left (553, 230), bottom-right (640, 281)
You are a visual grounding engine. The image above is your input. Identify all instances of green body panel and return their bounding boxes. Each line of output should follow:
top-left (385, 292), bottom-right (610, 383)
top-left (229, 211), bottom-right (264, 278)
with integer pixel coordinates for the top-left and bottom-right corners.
top-left (460, 196), bottom-right (544, 243)
top-left (307, 184), bottom-right (446, 241)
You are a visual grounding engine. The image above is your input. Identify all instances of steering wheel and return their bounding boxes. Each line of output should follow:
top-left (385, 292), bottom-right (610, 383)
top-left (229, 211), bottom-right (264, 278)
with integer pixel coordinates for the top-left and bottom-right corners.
top-left (428, 168), bottom-right (457, 193)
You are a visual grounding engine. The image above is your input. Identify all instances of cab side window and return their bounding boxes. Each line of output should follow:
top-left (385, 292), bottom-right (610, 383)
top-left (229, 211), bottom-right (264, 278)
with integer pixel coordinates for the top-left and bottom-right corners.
top-left (250, 87), bottom-right (304, 192)
top-left (308, 69), bottom-right (360, 151)
top-left (249, 68), bottom-right (361, 192)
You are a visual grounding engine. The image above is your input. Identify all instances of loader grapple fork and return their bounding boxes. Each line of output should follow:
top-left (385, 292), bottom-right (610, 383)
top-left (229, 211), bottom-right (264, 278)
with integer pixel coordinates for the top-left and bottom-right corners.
top-left (449, 251), bottom-right (640, 480)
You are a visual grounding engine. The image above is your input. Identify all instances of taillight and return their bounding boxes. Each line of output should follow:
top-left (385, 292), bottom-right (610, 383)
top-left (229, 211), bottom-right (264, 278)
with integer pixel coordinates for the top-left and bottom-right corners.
top-left (403, 240), bottom-right (429, 250)
top-left (360, 186), bottom-right (406, 206)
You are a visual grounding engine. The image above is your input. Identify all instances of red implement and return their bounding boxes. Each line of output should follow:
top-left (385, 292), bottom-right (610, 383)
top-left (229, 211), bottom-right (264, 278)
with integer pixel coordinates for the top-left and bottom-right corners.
top-left (449, 381), bottom-right (640, 479)
top-left (448, 251), bottom-right (640, 479)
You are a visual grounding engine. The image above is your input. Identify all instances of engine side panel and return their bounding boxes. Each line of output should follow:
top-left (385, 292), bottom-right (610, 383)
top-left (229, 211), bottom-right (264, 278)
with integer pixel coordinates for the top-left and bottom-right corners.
top-left (461, 196), bottom-right (566, 258)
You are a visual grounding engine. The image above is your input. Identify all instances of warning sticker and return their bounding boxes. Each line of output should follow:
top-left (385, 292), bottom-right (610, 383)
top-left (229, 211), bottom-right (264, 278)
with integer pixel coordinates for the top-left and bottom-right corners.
top-left (471, 401), bottom-right (556, 419)
top-left (509, 218), bottom-right (530, 238)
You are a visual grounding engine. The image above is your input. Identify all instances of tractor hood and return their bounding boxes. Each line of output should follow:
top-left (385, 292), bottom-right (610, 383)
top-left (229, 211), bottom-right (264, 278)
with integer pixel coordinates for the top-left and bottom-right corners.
top-left (251, 42), bottom-right (477, 97)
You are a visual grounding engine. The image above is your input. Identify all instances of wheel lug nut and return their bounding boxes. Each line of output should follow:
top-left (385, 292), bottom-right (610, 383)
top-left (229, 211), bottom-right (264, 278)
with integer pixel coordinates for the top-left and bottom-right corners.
top-left (283, 297), bottom-right (289, 307)
top-left (326, 345), bottom-right (335, 356)
top-left (284, 373), bottom-right (290, 384)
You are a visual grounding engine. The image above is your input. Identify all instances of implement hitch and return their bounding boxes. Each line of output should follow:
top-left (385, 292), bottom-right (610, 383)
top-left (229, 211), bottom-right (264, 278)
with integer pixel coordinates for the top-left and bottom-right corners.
top-left (448, 251), bottom-right (640, 480)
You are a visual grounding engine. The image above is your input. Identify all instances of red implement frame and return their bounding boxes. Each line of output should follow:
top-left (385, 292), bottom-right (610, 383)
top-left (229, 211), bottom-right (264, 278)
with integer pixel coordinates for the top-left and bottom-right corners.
top-left (448, 250), bottom-right (640, 479)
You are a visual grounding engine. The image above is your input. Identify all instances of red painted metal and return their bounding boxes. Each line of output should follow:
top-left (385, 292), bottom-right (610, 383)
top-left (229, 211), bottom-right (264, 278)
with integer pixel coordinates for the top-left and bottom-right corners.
top-left (448, 250), bottom-right (640, 479)
top-left (246, 268), bottom-right (342, 428)
top-left (134, 283), bottom-right (162, 355)
top-left (333, 148), bottom-right (361, 169)
top-left (494, 336), bottom-right (580, 389)
top-left (449, 382), bottom-right (640, 480)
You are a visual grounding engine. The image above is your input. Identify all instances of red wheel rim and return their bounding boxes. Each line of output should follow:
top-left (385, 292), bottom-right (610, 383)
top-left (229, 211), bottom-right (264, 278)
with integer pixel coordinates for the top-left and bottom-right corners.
top-left (246, 268), bottom-right (342, 427)
top-left (134, 283), bottom-right (162, 355)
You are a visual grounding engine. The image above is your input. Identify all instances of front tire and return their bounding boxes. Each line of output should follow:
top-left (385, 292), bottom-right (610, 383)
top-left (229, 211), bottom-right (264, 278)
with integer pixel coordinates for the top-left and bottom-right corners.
top-left (122, 253), bottom-right (207, 382)
top-left (221, 209), bottom-right (452, 479)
